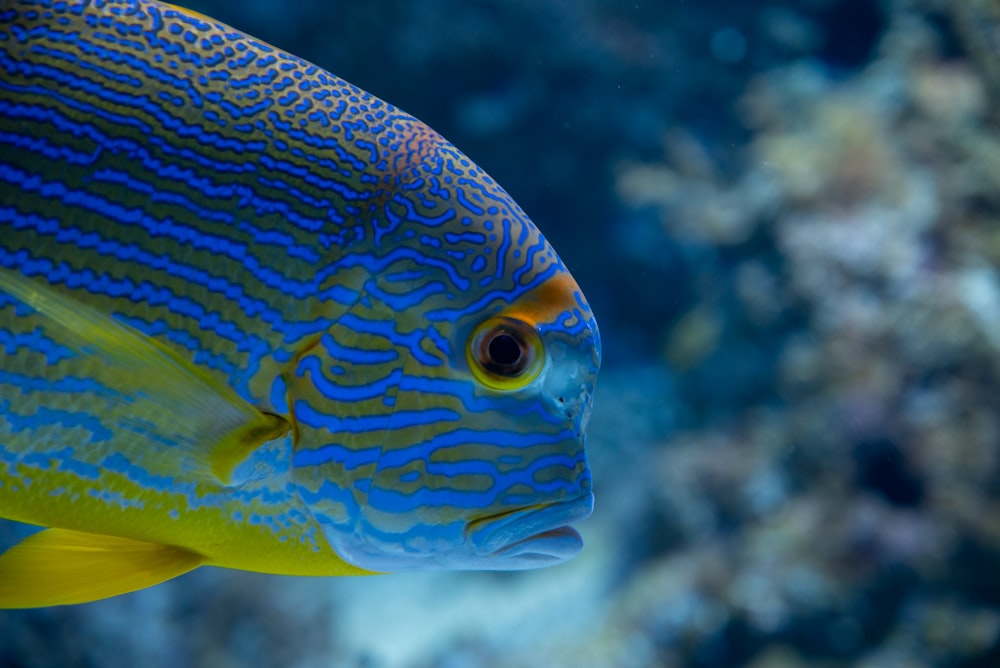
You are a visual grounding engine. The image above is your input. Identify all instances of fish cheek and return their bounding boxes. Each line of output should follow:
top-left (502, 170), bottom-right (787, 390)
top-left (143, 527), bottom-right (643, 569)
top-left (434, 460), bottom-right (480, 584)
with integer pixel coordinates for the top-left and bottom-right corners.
top-left (337, 345), bottom-right (501, 566)
top-left (285, 321), bottom-right (402, 539)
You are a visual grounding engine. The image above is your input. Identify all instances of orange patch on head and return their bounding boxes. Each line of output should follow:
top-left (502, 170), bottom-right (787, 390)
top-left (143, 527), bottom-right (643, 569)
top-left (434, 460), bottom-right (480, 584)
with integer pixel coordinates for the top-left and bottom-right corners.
top-left (501, 272), bottom-right (583, 328)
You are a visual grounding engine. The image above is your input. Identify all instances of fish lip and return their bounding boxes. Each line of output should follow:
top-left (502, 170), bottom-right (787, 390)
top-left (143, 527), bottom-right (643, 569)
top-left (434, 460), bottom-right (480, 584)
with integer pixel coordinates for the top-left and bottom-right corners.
top-left (466, 493), bottom-right (594, 562)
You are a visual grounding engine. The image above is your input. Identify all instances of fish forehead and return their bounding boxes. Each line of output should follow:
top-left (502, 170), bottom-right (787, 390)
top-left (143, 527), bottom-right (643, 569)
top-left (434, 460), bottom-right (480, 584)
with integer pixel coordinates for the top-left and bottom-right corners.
top-left (0, 0), bottom-right (575, 405)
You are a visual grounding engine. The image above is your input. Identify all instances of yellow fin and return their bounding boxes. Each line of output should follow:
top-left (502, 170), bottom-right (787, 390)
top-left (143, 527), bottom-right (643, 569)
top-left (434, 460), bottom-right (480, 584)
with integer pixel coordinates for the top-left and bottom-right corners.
top-left (0, 528), bottom-right (204, 608)
top-left (0, 267), bottom-right (287, 484)
top-left (164, 2), bottom-right (222, 25)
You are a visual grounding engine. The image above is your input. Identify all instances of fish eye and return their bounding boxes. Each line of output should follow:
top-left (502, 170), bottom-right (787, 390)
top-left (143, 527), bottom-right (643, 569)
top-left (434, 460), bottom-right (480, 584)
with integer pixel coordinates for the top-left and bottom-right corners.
top-left (467, 317), bottom-right (544, 390)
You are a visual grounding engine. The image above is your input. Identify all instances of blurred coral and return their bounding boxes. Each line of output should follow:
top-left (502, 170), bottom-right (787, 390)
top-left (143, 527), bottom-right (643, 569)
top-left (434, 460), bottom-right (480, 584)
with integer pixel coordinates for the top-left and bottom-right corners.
top-left (606, 0), bottom-right (1000, 665)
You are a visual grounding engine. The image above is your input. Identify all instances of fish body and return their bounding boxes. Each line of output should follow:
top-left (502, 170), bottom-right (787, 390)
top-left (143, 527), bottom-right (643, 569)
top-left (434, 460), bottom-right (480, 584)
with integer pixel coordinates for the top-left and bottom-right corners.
top-left (0, 0), bottom-right (600, 607)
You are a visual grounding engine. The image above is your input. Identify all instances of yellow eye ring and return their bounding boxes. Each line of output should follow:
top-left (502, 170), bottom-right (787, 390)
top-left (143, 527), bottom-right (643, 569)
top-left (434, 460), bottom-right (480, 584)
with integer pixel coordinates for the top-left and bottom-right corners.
top-left (467, 317), bottom-right (544, 391)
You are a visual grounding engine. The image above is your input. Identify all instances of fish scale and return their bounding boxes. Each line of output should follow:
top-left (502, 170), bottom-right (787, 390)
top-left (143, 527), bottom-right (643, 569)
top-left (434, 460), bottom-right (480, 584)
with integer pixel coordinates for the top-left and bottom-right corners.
top-left (0, 0), bottom-right (600, 607)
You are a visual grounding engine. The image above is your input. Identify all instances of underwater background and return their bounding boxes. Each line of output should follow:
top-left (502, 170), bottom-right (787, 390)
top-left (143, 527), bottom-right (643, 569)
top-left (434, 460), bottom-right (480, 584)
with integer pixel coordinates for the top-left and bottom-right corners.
top-left (2, 0), bottom-right (999, 666)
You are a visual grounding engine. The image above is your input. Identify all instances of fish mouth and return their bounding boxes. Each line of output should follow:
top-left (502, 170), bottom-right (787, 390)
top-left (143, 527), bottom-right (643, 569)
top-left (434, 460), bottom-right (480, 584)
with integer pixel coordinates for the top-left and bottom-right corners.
top-left (466, 493), bottom-right (594, 567)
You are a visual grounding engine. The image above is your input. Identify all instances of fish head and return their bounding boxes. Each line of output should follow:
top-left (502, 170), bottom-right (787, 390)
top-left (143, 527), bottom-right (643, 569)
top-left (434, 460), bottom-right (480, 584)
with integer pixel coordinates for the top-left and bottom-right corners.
top-left (291, 275), bottom-right (601, 571)
top-left (288, 126), bottom-right (600, 571)
top-left (360, 270), bottom-right (599, 571)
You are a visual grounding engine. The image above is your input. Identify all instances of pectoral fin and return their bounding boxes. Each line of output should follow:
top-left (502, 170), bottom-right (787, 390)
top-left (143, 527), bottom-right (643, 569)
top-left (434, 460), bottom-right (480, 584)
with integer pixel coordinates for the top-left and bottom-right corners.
top-left (0, 528), bottom-right (204, 608)
top-left (0, 267), bottom-right (288, 484)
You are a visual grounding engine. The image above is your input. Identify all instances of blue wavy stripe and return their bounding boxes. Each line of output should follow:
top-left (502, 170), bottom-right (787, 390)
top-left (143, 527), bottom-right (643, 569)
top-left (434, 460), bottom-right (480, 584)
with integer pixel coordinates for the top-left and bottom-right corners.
top-left (376, 427), bottom-right (577, 470)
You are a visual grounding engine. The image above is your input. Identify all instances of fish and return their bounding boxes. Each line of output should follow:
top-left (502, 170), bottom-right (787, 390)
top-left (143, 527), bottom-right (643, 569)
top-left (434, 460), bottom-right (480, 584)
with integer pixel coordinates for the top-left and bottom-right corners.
top-left (0, 0), bottom-right (600, 607)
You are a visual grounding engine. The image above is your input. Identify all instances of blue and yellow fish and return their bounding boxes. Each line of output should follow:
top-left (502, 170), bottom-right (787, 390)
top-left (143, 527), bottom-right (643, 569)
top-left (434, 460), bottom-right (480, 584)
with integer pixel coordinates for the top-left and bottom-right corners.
top-left (0, 0), bottom-right (600, 607)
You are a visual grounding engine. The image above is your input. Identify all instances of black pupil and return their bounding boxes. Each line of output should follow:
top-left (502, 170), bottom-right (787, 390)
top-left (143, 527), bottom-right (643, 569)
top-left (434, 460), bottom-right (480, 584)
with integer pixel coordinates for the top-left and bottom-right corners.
top-left (488, 332), bottom-right (522, 368)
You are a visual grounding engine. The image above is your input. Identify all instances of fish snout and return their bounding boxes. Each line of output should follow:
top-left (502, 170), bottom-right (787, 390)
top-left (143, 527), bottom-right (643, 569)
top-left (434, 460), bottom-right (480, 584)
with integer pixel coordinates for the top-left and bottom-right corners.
top-left (542, 341), bottom-right (598, 433)
top-left (465, 492), bottom-right (594, 567)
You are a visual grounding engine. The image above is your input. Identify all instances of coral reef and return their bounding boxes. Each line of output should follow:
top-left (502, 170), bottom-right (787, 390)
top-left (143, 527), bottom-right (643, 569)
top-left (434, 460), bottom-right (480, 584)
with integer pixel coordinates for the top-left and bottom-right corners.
top-left (606, 0), bottom-right (1000, 665)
